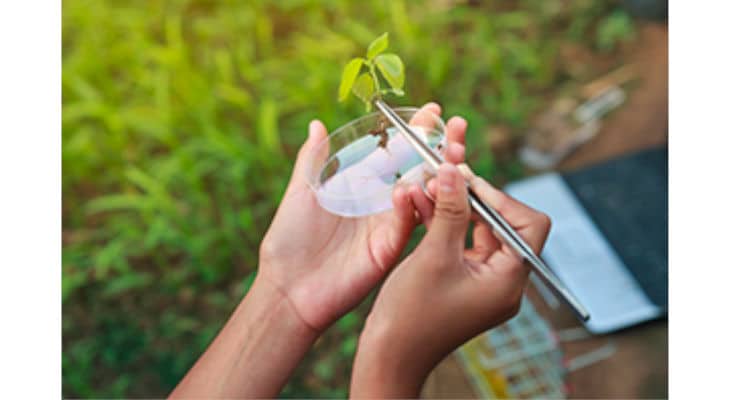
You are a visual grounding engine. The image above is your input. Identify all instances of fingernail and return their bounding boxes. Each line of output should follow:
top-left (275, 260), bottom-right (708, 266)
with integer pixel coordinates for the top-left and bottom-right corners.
top-left (392, 185), bottom-right (403, 198)
top-left (423, 102), bottom-right (441, 113)
top-left (308, 120), bottom-right (319, 138)
top-left (438, 163), bottom-right (457, 193)
top-left (427, 178), bottom-right (438, 197)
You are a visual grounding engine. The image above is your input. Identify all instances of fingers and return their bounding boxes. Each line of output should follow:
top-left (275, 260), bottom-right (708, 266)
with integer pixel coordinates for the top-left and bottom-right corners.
top-left (439, 164), bottom-right (551, 253)
top-left (468, 221), bottom-right (499, 261)
top-left (407, 110), bottom-right (466, 227)
top-left (423, 163), bottom-right (471, 253)
top-left (446, 116), bottom-right (467, 147)
top-left (444, 142), bottom-right (465, 165)
top-left (408, 184), bottom-right (434, 228)
top-left (424, 164), bottom-right (550, 267)
top-left (421, 101), bottom-right (442, 117)
top-left (423, 181), bottom-right (500, 263)
top-left (387, 186), bottom-right (418, 262)
top-left (408, 102), bottom-right (442, 129)
top-left (443, 116), bottom-right (467, 164)
top-left (466, 173), bottom-right (551, 253)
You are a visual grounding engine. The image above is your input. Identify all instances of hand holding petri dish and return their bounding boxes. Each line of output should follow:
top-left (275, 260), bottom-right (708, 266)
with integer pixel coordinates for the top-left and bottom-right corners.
top-left (307, 107), bottom-right (446, 217)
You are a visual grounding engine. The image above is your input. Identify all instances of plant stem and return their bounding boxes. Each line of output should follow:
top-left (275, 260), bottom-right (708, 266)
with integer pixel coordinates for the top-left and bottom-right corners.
top-left (368, 64), bottom-right (382, 101)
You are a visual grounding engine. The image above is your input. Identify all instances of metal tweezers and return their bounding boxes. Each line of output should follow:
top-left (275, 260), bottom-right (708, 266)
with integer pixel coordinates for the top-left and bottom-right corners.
top-left (374, 99), bottom-right (590, 321)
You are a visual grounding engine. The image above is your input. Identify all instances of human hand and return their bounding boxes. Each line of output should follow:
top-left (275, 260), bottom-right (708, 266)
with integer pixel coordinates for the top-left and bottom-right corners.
top-left (351, 143), bottom-right (552, 398)
top-left (256, 103), bottom-right (468, 334)
top-left (173, 104), bottom-right (469, 399)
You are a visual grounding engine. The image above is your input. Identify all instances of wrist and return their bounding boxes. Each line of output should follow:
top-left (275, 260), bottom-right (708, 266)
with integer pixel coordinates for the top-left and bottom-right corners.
top-left (171, 274), bottom-right (319, 398)
top-left (350, 317), bottom-right (435, 398)
top-left (243, 275), bottom-right (320, 341)
top-left (227, 276), bottom-right (320, 396)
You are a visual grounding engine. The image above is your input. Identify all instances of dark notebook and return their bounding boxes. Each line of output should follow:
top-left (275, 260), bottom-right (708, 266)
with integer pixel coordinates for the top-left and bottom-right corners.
top-left (562, 147), bottom-right (668, 309)
top-left (506, 146), bottom-right (668, 333)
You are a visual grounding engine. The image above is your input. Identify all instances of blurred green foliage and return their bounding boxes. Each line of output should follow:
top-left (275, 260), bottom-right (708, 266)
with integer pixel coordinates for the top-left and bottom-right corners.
top-left (62, 0), bottom-right (633, 397)
top-left (597, 10), bottom-right (636, 51)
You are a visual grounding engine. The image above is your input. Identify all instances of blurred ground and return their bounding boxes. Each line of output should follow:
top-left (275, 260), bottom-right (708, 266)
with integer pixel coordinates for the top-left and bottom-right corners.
top-left (423, 21), bottom-right (668, 399)
top-left (560, 22), bottom-right (668, 170)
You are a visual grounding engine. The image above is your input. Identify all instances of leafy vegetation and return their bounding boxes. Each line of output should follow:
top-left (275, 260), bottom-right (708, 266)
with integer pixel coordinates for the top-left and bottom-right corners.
top-left (338, 32), bottom-right (405, 110)
top-left (62, 0), bottom-right (634, 397)
top-left (596, 10), bottom-right (636, 51)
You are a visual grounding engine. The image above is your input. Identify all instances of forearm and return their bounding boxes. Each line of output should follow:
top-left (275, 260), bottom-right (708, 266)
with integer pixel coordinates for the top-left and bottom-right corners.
top-left (170, 276), bottom-right (318, 399)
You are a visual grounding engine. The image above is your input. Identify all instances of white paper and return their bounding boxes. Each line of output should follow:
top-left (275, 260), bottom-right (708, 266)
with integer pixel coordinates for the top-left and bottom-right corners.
top-left (506, 173), bottom-right (662, 333)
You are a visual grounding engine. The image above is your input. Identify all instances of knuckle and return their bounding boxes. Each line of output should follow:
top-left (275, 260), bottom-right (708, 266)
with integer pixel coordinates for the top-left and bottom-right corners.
top-left (434, 199), bottom-right (469, 222)
top-left (458, 164), bottom-right (474, 180)
top-left (536, 212), bottom-right (552, 231)
top-left (414, 251), bottom-right (451, 274)
top-left (259, 236), bottom-right (280, 263)
top-left (472, 177), bottom-right (489, 195)
top-left (487, 293), bottom-right (523, 326)
top-left (503, 260), bottom-right (528, 280)
top-left (499, 291), bottom-right (523, 320)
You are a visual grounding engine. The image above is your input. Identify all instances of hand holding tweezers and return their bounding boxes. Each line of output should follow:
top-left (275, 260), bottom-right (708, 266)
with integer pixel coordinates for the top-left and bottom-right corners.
top-left (374, 99), bottom-right (590, 321)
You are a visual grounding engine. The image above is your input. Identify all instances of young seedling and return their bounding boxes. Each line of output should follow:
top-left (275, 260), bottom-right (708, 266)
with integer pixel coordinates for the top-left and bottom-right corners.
top-left (338, 32), bottom-right (405, 112)
top-left (339, 32), bottom-right (405, 154)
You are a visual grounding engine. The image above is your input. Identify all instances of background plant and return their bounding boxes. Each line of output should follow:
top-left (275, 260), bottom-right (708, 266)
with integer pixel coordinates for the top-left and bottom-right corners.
top-left (62, 0), bottom-right (635, 397)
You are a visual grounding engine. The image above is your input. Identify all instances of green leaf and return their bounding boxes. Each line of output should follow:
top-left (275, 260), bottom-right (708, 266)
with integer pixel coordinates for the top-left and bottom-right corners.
top-left (125, 167), bottom-right (177, 213)
top-left (103, 272), bottom-right (153, 297)
top-left (216, 83), bottom-right (252, 109)
top-left (338, 58), bottom-right (364, 101)
top-left (374, 53), bottom-right (405, 89)
top-left (596, 11), bottom-right (634, 51)
top-left (335, 312), bottom-right (360, 331)
top-left (366, 32), bottom-right (389, 59)
top-left (86, 194), bottom-right (153, 214)
top-left (314, 359), bottom-right (334, 380)
top-left (62, 272), bottom-right (87, 302)
top-left (340, 335), bottom-right (358, 357)
top-left (351, 73), bottom-right (375, 106)
top-left (257, 98), bottom-right (280, 152)
top-left (382, 88), bottom-right (404, 96)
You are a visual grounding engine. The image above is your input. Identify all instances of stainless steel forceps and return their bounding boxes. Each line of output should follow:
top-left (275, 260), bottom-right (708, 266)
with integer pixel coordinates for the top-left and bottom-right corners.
top-left (374, 99), bottom-right (590, 321)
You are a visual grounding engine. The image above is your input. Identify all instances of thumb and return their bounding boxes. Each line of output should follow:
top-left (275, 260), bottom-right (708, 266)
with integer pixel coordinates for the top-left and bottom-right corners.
top-left (425, 163), bottom-right (471, 251)
top-left (287, 120), bottom-right (328, 193)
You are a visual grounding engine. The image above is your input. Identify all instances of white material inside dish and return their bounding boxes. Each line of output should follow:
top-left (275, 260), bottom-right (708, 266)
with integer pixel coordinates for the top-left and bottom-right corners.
top-left (314, 126), bottom-right (439, 217)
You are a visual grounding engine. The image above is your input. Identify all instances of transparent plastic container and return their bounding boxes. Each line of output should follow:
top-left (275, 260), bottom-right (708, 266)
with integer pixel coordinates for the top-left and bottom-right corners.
top-left (307, 107), bottom-right (446, 217)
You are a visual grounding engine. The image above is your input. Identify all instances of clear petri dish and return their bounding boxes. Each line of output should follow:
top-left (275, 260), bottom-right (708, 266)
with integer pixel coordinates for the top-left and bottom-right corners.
top-left (307, 107), bottom-right (446, 217)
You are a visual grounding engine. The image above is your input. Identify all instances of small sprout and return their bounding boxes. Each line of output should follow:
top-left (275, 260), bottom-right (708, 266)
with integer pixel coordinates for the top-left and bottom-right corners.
top-left (368, 116), bottom-right (390, 152)
top-left (338, 32), bottom-right (405, 111)
top-left (374, 130), bottom-right (389, 150)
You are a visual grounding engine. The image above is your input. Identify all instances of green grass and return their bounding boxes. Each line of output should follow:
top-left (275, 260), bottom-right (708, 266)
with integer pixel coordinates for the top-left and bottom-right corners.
top-left (62, 0), bottom-right (634, 397)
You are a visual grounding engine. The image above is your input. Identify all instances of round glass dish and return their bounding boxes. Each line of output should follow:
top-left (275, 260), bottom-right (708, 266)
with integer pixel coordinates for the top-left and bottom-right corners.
top-left (307, 107), bottom-right (446, 217)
